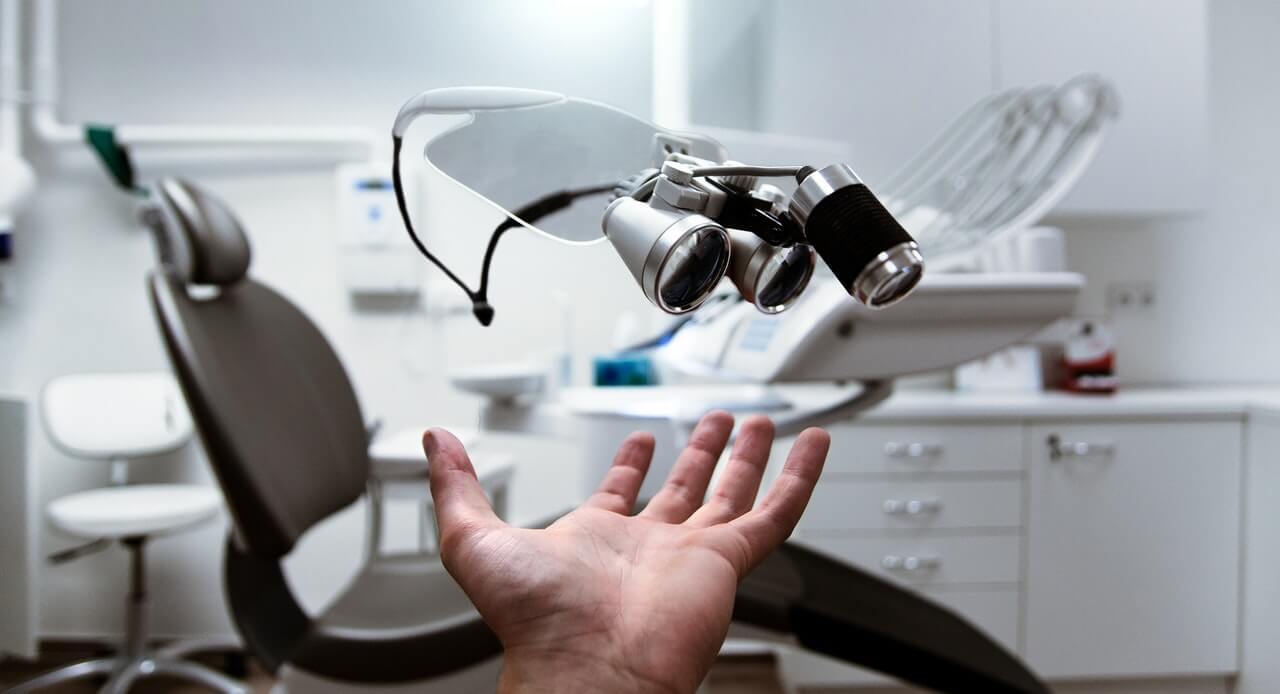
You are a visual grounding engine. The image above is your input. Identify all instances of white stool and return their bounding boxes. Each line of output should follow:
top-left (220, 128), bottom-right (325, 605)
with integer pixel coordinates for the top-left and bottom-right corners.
top-left (367, 427), bottom-right (514, 556)
top-left (11, 372), bottom-right (245, 694)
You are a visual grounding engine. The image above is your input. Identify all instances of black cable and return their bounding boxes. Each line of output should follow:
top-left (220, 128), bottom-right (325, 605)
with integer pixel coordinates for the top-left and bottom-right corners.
top-left (391, 136), bottom-right (474, 304)
top-left (391, 135), bottom-right (613, 326)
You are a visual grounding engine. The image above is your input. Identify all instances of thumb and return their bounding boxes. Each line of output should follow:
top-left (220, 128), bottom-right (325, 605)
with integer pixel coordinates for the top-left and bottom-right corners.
top-left (424, 428), bottom-right (504, 551)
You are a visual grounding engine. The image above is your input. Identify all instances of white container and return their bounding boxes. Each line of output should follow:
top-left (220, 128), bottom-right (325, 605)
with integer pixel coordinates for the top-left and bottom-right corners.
top-left (1014, 226), bottom-right (1067, 273)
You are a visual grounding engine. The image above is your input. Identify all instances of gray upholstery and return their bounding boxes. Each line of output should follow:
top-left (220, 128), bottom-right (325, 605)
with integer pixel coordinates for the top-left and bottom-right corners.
top-left (150, 273), bottom-right (369, 557)
top-left (317, 555), bottom-right (477, 635)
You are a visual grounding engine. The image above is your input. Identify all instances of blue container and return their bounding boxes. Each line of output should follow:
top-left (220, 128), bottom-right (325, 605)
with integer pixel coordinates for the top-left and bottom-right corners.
top-left (593, 354), bottom-right (658, 387)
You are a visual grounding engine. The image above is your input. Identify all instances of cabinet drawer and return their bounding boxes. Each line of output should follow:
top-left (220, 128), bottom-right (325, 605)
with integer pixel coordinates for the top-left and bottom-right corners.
top-left (800, 478), bottom-right (1023, 531)
top-left (796, 535), bottom-right (1021, 586)
top-left (825, 423), bottom-right (1022, 474)
top-left (776, 587), bottom-right (1021, 687)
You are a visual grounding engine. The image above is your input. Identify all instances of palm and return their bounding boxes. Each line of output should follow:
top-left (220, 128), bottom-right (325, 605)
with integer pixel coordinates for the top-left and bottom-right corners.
top-left (424, 412), bottom-right (831, 694)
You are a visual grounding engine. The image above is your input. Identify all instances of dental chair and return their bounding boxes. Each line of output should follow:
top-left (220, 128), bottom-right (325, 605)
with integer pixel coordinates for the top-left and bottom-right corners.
top-left (142, 179), bottom-right (501, 693)
top-left (143, 177), bottom-right (1047, 693)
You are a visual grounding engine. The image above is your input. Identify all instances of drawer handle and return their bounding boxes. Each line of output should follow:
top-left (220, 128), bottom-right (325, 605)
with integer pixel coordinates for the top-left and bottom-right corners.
top-left (883, 441), bottom-right (943, 459)
top-left (882, 498), bottom-right (943, 516)
top-left (1047, 435), bottom-right (1116, 461)
top-left (881, 554), bottom-right (941, 572)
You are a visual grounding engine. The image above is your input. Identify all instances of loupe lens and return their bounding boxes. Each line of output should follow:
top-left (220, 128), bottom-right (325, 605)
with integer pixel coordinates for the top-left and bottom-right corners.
top-left (754, 244), bottom-right (815, 312)
top-left (603, 198), bottom-right (731, 314)
top-left (728, 229), bottom-right (815, 314)
top-left (658, 225), bottom-right (731, 311)
top-left (863, 252), bottom-right (924, 307)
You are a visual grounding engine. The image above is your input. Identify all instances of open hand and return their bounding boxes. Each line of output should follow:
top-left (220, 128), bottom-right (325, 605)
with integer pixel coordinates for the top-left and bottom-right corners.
top-left (424, 411), bottom-right (832, 694)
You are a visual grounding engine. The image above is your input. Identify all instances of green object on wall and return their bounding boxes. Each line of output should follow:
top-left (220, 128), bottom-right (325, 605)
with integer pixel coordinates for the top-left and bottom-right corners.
top-left (85, 124), bottom-right (142, 194)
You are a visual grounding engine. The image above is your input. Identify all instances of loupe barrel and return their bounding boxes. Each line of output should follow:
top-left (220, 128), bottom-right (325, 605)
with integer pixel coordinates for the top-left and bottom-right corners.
top-left (603, 197), bottom-right (731, 314)
top-left (791, 165), bottom-right (925, 308)
top-left (728, 229), bottom-right (815, 314)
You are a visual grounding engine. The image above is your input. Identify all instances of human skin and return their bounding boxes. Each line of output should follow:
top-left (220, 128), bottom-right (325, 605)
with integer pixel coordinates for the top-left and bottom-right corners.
top-left (423, 411), bottom-right (832, 693)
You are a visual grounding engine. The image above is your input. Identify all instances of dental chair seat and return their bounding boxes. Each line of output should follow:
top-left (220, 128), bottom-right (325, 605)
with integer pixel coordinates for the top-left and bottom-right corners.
top-left (316, 554), bottom-right (477, 635)
top-left (47, 483), bottom-right (221, 539)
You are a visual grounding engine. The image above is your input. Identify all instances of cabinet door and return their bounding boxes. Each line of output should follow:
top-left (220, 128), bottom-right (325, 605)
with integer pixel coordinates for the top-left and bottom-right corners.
top-left (1238, 414), bottom-right (1280, 694)
top-left (1025, 420), bottom-right (1241, 678)
top-left (996, 0), bottom-right (1208, 213)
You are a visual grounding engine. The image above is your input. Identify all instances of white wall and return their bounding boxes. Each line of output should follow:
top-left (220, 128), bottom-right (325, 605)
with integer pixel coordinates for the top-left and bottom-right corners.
top-left (756, 0), bottom-right (997, 187)
top-left (1053, 0), bottom-right (1280, 385)
top-left (3, 0), bottom-right (663, 639)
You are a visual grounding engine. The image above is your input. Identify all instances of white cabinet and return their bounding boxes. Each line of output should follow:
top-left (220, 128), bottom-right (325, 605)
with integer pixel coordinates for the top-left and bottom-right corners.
top-left (782, 419), bottom-right (1027, 689)
top-left (802, 478), bottom-right (1022, 531)
top-left (995, 0), bottom-right (1208, 213)
top-left (752, 0), bottom-right (1208, 215)
top-left (1025, 420), bottom-right (1241, 679)
top-left (823, 422), bottom-right (1024, 474)
top-left (778, 412), bottom-right (1247, 691)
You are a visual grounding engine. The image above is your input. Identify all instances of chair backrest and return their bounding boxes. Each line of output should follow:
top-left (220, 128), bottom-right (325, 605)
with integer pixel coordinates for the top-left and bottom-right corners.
top-left (41, 372), bottom-right (192, 461)
top-left (145, 178), bottom-right (370, 558)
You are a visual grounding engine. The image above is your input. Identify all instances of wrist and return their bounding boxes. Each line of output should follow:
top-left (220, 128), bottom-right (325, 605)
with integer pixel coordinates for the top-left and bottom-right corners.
top-left (499, 646), bottom-right (686, 694)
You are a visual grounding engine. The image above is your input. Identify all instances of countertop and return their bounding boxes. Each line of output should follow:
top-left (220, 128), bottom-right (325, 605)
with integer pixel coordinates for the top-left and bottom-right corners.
top-left (861, 386), bottom-right (1280, 422)
top-left (530, 383), bottom-right (1280, 424)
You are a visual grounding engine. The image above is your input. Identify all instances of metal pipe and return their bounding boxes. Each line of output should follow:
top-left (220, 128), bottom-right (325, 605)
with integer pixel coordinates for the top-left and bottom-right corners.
top-left (652, 0), bottom-right (691, 128)
top-left (123, 538), bottom-right (147, 659)
top-left (0, 0), bottom-right (21, 152)
top-left (30, 0), bottom-right (376, 154)
top-left (29, 0), bottom-right (77, 144)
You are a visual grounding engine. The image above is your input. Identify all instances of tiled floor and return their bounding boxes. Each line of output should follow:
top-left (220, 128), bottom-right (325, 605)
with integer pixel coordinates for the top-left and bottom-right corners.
top-left (0, 643), bottom-right (786, 693)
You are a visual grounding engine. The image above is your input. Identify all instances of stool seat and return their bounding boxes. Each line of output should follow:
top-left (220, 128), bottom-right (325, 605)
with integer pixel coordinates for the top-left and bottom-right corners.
top-left (48, 484), bottom-right (221, 540)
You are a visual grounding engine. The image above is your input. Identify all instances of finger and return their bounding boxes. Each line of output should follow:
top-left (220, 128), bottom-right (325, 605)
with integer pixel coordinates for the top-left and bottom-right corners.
top-left (728, 427), bottom-right (831, 569)
top-left (424, 428), bottom-right (504, 551)
top-left (639, 410), bottom-right (734, 523)
top-left (584, 431), bottom-right (656, 514)
top-left (686, 416), bottom-right (775, 527)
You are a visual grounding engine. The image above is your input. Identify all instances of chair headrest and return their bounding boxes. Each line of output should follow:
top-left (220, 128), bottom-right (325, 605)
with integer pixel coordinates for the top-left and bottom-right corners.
top-left (149, 178), bottom-right (251, 286)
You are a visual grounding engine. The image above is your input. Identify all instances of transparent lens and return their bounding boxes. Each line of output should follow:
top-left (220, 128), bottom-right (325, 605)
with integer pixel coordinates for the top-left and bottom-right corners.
top-left (755, 245), bottom-right (815, 312)
top-left (866, 263), bottom-right (924, 308)
top-left (657, 226), bottom-right (730, 311)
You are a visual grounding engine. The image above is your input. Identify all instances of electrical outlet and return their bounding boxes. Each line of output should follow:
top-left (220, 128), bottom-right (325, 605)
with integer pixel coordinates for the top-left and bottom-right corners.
top-left (1106, 281), bottom-right (1157, 314)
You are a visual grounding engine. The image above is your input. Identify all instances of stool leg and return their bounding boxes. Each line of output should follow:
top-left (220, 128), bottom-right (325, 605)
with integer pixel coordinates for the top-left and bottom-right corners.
top-left (5, 658), bottom-right (118, 693)
top-left (98, 658), bottom-right (145, 694)
top-left (121, 537), bottom-right (148, 660)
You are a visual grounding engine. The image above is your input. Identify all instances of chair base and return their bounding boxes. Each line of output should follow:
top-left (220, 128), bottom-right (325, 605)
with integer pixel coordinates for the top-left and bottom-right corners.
top-left (11, 537), bottom-right (248, 693)
top-left (7, 651), bottom-right (247, 694)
